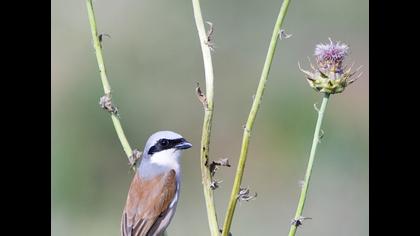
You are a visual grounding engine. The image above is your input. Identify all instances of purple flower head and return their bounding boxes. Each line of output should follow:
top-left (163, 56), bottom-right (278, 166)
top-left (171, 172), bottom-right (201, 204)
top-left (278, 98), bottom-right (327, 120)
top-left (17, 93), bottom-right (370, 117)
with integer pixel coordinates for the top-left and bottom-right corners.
top-left (314, 38), bottom-right (349, 63)
top-left (299, 38), bottom-right (362, 94)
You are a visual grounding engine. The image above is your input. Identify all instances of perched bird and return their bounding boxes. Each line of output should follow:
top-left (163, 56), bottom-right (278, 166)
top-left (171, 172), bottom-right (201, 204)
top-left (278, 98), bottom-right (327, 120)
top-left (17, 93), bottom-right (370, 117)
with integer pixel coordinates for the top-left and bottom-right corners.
top-left (121, 131), bottom-right (192, 236)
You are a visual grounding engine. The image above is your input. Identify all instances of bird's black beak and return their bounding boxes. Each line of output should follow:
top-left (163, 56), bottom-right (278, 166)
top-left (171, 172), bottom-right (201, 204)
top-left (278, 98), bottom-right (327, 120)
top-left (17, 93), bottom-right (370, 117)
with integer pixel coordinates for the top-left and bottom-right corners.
top-left (175, 139), bottom-right (192, 150)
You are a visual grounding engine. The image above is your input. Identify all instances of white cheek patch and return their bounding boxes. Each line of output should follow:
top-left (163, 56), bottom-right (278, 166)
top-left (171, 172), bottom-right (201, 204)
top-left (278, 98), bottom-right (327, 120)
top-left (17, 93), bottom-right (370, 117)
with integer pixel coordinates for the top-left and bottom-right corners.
top-left (150, 149), bottom-right (181, 173)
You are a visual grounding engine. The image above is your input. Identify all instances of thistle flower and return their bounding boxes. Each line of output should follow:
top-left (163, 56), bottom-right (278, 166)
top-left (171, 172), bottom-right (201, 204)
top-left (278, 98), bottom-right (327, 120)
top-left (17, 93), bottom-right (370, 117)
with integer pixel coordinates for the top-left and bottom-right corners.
top-left (299, 38), bottom-right (362, 94)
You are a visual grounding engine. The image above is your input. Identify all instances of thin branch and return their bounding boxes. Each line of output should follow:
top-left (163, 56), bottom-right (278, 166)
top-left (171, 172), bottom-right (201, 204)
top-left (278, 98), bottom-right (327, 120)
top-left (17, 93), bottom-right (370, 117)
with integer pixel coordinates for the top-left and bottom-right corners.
top-left (191, 0), bottom-right (220, 235)
top-left (288, 93), bottom-right (330, 236)
top-left (221, 1), bottom-right (292, 235)
top-left (86, 0), bottom-right (134, 161)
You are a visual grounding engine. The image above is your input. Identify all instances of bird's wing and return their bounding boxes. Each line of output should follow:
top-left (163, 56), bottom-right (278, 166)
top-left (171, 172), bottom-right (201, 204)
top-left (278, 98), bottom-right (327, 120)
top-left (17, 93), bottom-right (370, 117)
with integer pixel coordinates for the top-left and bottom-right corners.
top-left (121, 169), bottom-right (177, 236)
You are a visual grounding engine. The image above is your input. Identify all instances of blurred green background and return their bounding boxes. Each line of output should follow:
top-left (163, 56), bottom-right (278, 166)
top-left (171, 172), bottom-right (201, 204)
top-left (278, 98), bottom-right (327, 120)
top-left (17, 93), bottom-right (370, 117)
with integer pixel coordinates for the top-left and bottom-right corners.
top-left (52, 0), bottom-right (368, 235)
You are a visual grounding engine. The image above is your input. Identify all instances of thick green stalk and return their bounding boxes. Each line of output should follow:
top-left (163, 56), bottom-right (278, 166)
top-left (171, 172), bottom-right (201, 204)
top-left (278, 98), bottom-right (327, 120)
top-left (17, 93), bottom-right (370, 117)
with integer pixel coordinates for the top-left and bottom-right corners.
top-left (191, 0), bottom-right (220, 235)
top-left (221, 1), bottom-right (291, 235)
top-left (288, 93), bottom-right (330, 236)
top-left (86, 0), bottom-right (133, 158)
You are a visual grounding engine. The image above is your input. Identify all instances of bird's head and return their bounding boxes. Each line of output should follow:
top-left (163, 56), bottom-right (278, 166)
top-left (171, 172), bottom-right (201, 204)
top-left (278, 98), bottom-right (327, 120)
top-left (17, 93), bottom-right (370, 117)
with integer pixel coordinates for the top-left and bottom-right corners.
top-left (139, 131), bottom-right (192, 178)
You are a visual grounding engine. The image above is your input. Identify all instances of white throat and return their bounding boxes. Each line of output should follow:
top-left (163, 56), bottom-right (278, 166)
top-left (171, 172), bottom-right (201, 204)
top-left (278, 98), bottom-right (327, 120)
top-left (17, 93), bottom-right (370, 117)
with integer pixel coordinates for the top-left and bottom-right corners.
top-left (149, 149), bottom-right (182, 178)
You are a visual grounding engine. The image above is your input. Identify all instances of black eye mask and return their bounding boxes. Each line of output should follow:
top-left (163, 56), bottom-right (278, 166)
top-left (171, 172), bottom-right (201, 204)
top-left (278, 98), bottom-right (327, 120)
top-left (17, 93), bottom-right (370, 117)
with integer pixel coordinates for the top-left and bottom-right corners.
top-left (148, 138), bottom-right (186, 155)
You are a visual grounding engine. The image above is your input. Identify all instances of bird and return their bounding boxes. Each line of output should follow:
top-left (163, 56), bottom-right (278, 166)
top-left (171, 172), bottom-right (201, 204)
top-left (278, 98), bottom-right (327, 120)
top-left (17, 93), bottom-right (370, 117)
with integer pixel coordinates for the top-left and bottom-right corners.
top-left (121, 131), bottom-right (192, 236)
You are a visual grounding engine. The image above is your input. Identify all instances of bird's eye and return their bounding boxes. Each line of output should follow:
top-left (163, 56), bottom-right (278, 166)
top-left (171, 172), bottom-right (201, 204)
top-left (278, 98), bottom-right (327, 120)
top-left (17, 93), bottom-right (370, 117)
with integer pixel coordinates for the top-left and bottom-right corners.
top-left (160, 139), bottom-right (169, 146)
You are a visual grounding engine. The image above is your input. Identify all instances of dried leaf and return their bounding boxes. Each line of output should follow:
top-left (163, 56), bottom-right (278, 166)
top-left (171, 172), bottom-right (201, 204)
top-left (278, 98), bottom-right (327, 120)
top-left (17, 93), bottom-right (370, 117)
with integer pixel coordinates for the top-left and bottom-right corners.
top-left (195, 82), bottom-right (208, 108)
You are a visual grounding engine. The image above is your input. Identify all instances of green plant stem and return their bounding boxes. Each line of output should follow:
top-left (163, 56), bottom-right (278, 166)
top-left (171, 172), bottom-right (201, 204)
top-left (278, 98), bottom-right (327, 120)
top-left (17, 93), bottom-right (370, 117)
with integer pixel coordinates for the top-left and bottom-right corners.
top-left (221, 1), bottom-right (291, 235)
top-left (288, 93), bottom-right (330, 236)
top-left (191, 0), bottom-right (220, 235)
top-left (86, 0), bottom-right (133, 159)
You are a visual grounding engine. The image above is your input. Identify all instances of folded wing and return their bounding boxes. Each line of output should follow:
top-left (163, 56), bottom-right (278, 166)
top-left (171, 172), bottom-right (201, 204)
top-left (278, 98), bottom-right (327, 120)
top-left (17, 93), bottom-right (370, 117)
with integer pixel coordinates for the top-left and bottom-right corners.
top-left (121, 169), bottom-right (177, 236)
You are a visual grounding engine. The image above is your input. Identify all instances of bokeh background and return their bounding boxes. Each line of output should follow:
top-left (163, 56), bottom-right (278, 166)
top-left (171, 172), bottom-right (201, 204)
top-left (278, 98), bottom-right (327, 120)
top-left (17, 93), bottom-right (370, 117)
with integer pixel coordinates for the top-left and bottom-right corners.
top-left (52, 0), bottom-right (368, 235)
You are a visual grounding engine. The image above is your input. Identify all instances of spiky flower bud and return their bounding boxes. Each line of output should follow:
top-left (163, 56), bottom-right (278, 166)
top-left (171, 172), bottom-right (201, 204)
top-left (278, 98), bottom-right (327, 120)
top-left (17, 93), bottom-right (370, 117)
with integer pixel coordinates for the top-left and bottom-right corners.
top-left (299, 38), bottom-right (362, 94)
